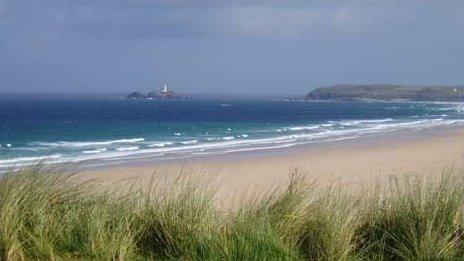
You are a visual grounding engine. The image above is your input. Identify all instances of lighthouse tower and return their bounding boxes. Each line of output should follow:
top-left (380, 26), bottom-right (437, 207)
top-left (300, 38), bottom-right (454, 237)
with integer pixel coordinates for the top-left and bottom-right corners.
top-left (161, 84), bottom-right (168, 93)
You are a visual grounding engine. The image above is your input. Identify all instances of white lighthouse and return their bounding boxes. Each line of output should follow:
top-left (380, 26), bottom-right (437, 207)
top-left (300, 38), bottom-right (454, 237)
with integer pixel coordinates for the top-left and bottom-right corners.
top-left (161, 84), bottom-right (168, 93)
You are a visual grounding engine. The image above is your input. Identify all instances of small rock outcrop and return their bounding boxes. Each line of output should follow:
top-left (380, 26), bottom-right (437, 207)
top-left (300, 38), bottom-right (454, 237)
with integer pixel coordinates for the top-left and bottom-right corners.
top-left (125, 91), bottom-right (147, 99)
top-left (124, 84), bottom-right (187, 100)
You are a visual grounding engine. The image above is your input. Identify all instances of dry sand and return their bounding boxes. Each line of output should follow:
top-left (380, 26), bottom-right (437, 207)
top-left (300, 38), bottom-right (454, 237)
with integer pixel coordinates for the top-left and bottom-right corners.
top-left (76, 126), bottom-right (464, 203)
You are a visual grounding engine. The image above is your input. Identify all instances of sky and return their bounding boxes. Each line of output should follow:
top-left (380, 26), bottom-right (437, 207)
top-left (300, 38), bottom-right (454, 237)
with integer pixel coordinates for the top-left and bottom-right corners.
top-left (0, 0), bottom-right (463, 95)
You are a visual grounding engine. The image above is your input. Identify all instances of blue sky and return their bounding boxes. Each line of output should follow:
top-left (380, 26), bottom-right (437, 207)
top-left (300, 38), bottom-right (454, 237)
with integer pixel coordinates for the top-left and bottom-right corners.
top-left (0, 0), bottom-right (463, 95)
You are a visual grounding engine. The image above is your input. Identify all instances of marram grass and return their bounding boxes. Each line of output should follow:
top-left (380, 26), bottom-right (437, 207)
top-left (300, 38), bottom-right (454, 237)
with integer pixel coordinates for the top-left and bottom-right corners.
top-left (1, 166), bottom-right (464, 260)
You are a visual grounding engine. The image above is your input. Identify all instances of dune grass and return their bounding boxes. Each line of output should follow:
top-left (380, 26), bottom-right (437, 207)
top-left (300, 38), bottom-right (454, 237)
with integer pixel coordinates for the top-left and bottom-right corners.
top-left (1, 166), bottom-right (464, 260)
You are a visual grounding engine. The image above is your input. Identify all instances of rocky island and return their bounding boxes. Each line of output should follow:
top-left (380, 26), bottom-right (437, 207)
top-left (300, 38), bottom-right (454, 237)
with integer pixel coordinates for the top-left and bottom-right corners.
top-left (125, 84), bottom-right (186, 100)
top-left (305, 84), bottom-right (464, 102)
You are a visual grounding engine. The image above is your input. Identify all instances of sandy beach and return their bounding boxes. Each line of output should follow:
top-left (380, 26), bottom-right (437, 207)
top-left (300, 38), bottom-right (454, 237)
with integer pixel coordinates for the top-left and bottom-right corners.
top-left (76, 126), bottom-right (464, 201)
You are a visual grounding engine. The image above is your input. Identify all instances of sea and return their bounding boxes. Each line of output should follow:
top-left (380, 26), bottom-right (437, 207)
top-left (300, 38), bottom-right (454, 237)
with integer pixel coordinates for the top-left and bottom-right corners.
top-left (1, 94), bottom-right (464, 170)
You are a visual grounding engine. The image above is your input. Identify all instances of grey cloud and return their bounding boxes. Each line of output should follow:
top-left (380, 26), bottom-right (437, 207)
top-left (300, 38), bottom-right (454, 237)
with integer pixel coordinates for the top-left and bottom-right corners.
top-left (222, 6), bottom-right (366, 36)
top-left (7, 0), bottom-right (462, 41)
top-left (0, 0), bottom-right (8, 24)
top-left (66, 6), bottom-right (224, 39)
top-left (1, 0), bottom-right (464, 93)
top-left (0, 0), bottom-right (7, 14)
top-left (69, 0), bottom-right (464, 9)
top-left (72, 0), bottom-right (464, 39)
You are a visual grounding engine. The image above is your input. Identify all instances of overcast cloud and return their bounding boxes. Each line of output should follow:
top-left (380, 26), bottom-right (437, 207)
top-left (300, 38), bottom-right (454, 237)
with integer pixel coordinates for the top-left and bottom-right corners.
top-left (0, 0), bottom-right (463, 94)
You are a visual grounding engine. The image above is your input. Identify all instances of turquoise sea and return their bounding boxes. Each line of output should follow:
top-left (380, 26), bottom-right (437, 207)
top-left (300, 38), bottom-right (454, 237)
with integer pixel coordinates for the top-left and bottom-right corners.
top-left (1, 94), bottom-right (464, 170)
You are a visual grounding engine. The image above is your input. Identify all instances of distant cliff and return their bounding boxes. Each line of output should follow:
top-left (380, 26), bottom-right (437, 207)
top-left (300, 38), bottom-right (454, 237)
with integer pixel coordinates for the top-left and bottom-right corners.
top-left (305, 84), bottom-right (464, 102)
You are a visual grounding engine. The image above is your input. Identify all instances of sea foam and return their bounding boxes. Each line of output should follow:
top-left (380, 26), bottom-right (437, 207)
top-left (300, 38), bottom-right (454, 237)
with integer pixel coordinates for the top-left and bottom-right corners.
top-left (115, 146), bottom-right (139, 152)
top-left (82, 148), bottom-right (107, 154)
top-left (31, 138), bottom-right (145, 147)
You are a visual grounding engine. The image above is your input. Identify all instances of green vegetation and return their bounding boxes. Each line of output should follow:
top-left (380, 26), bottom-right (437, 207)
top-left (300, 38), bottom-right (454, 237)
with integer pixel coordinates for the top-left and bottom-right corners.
top-left (306, 84), bottom-right (464, 101)
top-left (2, 166), bottom-right (464, 260)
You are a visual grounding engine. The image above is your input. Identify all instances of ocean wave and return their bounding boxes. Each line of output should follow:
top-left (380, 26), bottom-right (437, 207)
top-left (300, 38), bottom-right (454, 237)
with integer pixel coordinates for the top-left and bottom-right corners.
top-left (213, 143), bottom-right (297, 154)
top-left (0, 154), bottom-right (62, 165)
top-left (181, 140), bottom-right (198, 145)
top-left (339, 118), bottom-right (393, 126)
top-left (279, 119), bottom-right (392, 133)
top-left (148, 142), bottom-right (173, 147)
top-left (209, 136), bottom-right (360, 156)
top-left (11, 147), bottom-right (46, 152)
top-left (432, 104), bottom-right (464, 113)
top-left (287, 126), bottom-right (320, 131)
top-left (370, 120), bottom-right (431, 130)
top-left (31, 138), bottom-right (145, 147)
top-left (82, 148), bottom-right (107, 154)
top-left (4, 116), bottom-right (464, 170)
top-left (115, 146), bottom-right (139, 151)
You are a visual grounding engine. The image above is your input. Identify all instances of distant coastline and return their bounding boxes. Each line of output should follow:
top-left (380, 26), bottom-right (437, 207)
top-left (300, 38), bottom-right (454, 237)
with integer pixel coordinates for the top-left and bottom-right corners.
top-left (305, 84), bottom-right (464, 102)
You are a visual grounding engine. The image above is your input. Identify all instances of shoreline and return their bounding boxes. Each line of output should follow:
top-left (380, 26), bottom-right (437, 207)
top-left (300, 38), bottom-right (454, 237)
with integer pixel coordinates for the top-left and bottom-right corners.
top-left (76, 124), bottom-right (464, 172)
top-left (75, 125), bottom-right (464, 198)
